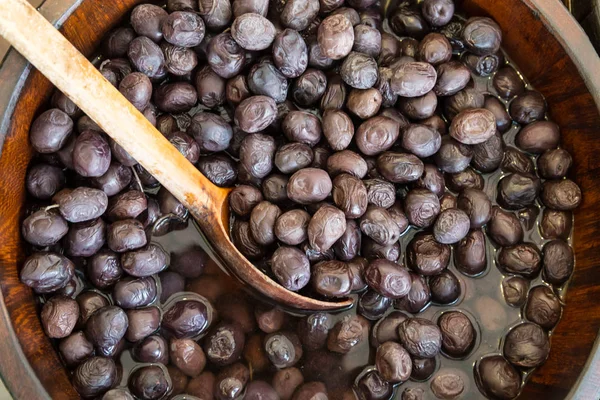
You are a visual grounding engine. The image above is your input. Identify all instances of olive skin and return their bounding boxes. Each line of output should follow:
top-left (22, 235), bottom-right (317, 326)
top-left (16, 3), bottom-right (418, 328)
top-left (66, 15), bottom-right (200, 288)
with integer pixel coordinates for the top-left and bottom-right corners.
top-left (287, 168), bottom-right (333, 205)
top-left (364, 259), bottom-right (412, 299)
top-left (73, 357), bottom-right (118, 398)
top-left (20, 252), bottom-right (75, 294)
top-left (475, 356), bottom-right (522, 400)
top-left (398, 318), bottom-right (442, 359)
top-left (22, 209), bottom-right (69, 247)
top-left (30, 109), bottom-right (74, 154)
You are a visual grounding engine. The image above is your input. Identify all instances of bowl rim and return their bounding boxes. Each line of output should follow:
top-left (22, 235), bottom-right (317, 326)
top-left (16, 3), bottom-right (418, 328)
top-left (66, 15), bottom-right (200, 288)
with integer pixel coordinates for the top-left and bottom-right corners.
top-left (0, 1), bottom-right (85, 398)
top-left (0, 0), bottom-right (599, 399)
top-left (487, 1), bottom-right (600, 398)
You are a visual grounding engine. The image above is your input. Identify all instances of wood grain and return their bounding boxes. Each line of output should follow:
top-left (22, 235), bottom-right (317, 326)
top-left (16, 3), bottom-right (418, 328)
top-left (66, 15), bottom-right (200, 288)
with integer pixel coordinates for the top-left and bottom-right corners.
top-left (0, 0), bottom-right (598, 398)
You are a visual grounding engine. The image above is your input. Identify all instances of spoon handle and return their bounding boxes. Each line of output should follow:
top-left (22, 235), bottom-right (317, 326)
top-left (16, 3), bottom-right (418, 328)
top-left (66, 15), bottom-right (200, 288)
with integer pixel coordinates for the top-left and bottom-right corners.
top-left (0, 0), bottom-right (229, 216)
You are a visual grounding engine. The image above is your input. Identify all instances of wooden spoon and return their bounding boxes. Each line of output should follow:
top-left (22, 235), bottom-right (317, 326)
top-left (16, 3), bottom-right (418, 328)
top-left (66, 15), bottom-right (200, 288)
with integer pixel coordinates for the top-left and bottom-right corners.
top-left (0, 0), bottom-right (353, 312)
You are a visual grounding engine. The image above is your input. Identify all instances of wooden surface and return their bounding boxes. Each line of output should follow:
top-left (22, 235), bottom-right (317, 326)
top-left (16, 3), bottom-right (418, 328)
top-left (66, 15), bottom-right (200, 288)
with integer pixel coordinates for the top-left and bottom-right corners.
top-left (0, 0), bottom-right (599, 398)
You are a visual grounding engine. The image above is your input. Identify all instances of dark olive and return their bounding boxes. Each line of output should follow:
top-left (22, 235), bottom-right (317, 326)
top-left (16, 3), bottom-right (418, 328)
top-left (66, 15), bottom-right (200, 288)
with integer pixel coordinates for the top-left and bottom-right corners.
top-left (364, 259), bottom-right (411, 299)
top-left (494, 66), bottom-right (525, 99)
top-left (128, 37), bottom-right (167, 79)
top-left (287, 168), bottom-right (332, 205)
top-left (207, 33), bottom-right (246, 79)
top-left (356, 369), bottom-right (392, 400)
top-left (308, 205), bottom-right (347, 252)
top-left (271, 246), bottom-right (311, 291)
top-left (443, 87), bottom-right (485, 120)
top-left (488, 206), bottom-right (524, 246)
top-left (322, 110), bottom-right (354, 151)
top-left (503, 322), bottom-right (550, 368)
top-left (378, 33), bottom-right (401, 66)
top-left (391, 62), bottom-right (437, 98)
top-left (163, 298), bottom-right (212, 339)
top-left (347, 88), bottom-right (383, 119)
top-left (41, 295), bottom-right (79, 339)
top-left (198, 0), bottom-right (232, 31)
top-left (398, 318), bottom-right (442, 358)
top-left (475, 356), bottom-right (522, 400)
top-left (389, 8), bottom-right (430, 40)
top-left (497, 243), bottom-right (542, 278)
top-left (414, 164), bottom-right (445, 197)
top-left (20, 252), bottom-right (75, 294)
top-left (411, 358), bottom-right (436, 382)
top-left (126, 306), bottom-right (161, 342)
top-left (59, 331), bottom-right (94, 367)
top-left (472, 130), bottom-right (504, 172)
top-left (356, 116), bottom-right (400, 156)
top-left (524, 285), bottom-right (562, 330)
top-left (376, 152), bottom-right (424, 183)
top-left (430, 373), bottom-right (465, 399)
top-left (73, 130), bottom-right (111, 178)
top-left (85, 306), bottom-right (128, 357)
top-left (130, 4), bottom-right (167, 42)
top-left (542, 239), bottom-right (574, 285)
top-left (321, 75), bottom-right (348, 110)
top-left (422, 0), bottom-right (455, 27)
top-left (430, 270), bottom-right (461, 305)
top-left (541, 179), bottom-right (582, 211)
top-left (434, 136), bottom-right (473, 174)
top-left (401, 124), bottom-right (442, 158)
top-left (353, 24), bottom-right (381, 57)
top-left (30, 109), bottom-right (74, 154)
top-left (433, 61), bottom-right (471, 96)
top-left (204, 321), bottom-right (245, 367)
top-left (512, 89), bottom-right (548, 126)
top-left (312, 260), bottom-right (353, 298)
top-left (22, 208), bottom-right (69, 247)
top-left (394, 273), bottom-right (430, 314)
top-left (455, 229), bottom-right (487, 276)
top-left (280, 0), bottom-right (319, 31)
top-left (407, 233), bottom-right (450, 276)
top-left (502, 276), bottom-right (529, 307)
top-left (332, 174), bottom-right (368, 219)
top-left (327, 314), bottom-right (368, 354)
top-left (463, 52), bottom-right (501, 76)
top-left (363, 179), bottom-right (395, 208)
top-left (404, 189), bottom-right (440, 228)
top-left (438, 311), bottom-right (476, 357)
top-left (73, 357), bottom-right (117, 398)
top-left (537, 148), bottom-right (573, 179)
top-left (317, 14), bottom-right (355, 60)
top-left (540, 209), bottom-right (572, 240)
top-left (371, 311), bottom-right (407, 348)
top-left (484, 95), bottom-right (512, 133)
top-left (417, 33), bottom-right (452, 66)
top-left (272, 367), bottom-right (305, 400)
top-left (341, 52), bottom-right (379, 89)
top-left (264, 331), bottom-right (303, 369)
top-left (128, 365), bottom-right (170, 400)
top-left (462, 17), bottom-right (502, 55)
top-left (502, 146), bottom-right (535, 174)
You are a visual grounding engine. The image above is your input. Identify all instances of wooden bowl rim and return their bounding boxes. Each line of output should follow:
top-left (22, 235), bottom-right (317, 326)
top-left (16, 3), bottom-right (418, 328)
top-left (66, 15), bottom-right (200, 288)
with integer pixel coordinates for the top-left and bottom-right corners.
top-left (0, 0), bottom-right (599, 399)
top-left (0, 2), bottom-right (86, 398)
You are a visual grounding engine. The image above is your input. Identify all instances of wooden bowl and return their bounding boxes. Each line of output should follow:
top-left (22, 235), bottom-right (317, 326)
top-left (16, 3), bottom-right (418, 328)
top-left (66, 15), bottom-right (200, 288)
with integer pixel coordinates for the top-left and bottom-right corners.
top-left (0, 0), bottom-right (599, 399)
